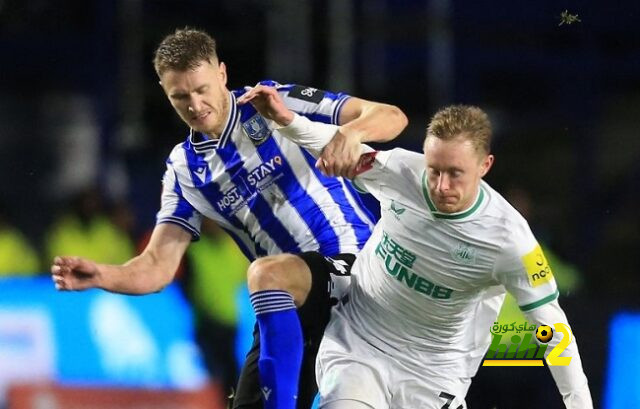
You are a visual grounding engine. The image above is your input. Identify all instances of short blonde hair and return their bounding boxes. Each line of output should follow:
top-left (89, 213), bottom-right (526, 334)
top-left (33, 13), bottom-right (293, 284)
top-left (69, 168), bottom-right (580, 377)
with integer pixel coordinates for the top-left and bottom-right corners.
top-left (153, 27), bottom-right (218, 77)
top-left (425, 105), bottom-right (492, 155)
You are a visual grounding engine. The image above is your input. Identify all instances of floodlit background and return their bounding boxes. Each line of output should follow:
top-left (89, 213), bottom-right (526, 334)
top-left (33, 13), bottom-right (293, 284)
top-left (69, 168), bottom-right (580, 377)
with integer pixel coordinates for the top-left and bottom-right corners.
top-left (1, 1), bottom-right (639, 408)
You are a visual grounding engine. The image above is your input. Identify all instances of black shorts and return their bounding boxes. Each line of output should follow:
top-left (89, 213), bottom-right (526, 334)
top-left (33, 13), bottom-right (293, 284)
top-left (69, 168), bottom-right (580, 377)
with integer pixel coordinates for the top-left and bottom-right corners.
top-left (231, 252), bottom-right (356, 409)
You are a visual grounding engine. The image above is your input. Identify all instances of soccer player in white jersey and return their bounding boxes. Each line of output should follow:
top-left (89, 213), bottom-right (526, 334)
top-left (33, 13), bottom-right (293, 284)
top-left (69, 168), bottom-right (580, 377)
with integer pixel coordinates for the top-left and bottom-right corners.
top-left (266, 103), bottom-right (593, 408)
top-left (50, 28), bottom-right (408, 409)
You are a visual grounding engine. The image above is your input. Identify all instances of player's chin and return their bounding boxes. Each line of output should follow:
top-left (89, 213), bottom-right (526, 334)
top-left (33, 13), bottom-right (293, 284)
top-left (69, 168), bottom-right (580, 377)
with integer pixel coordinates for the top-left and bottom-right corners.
top-left (434, 201), bottom-right (459, 213)
top-left (188, 122), bottom-right (206, 133)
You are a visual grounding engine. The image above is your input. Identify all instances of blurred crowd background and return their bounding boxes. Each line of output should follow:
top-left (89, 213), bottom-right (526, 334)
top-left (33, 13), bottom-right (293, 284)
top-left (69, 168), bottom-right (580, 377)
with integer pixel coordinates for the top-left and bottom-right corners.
top-left (1, 0), bottom-right (639, 408)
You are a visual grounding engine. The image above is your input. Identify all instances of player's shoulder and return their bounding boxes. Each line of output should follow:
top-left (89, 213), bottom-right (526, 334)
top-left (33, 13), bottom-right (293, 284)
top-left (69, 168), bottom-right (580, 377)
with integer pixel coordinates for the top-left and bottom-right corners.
top-left (481, 183), bottom-right (525, 220)
top-left (377, 147), bottom-right (424, 176)
top-left (480, 182), bottom-right (535, 244)
top-left (164, 137), bottom-right (195, 171)
top-left (354, 148), bottom-right (424, 197)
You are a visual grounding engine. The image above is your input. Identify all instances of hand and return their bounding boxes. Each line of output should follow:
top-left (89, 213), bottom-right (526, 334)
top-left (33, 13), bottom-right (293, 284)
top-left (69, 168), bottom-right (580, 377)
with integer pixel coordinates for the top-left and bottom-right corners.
top-left (316, 129), bottom-right (362, 179)
top-left (236, 84), bottom-right (294, 126)
top-left (51, 256), bottom-right (100, 291)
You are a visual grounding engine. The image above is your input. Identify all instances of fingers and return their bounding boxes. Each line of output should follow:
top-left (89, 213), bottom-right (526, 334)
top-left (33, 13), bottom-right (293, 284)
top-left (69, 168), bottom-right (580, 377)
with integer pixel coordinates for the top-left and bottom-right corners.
top-left (236, 84), bottom-right (279, 105)
top-left (318, 155), bottom-right (357, 178)
top-left (316, 157), bottom-right (329, 175)
top-left (51, 265), bottom-right (70, 291)
top-left (50, 256), bottom-right (76, 291)
top-left (51, 256), bottom-right (67, 290)
top-left (236, 86), bottom-right (256, 105)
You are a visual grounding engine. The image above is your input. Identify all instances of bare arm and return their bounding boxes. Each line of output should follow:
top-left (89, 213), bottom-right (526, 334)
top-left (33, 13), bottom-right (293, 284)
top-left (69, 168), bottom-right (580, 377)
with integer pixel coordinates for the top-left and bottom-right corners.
top-left (337, 97), bottom-right (408, 144)
top-left (51, 223), bottom-right (192, 295)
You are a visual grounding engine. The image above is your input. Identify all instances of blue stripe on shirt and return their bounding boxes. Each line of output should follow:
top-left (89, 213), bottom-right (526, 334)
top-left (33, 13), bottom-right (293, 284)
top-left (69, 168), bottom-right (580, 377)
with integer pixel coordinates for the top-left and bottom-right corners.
top-left (255, 136), bottom-right (341, 256)
top-left (170, 166), bottom-right (196, 221)
top-left (304, 112), bottom-right (333, 124)
top-left (216, 141), bottom-right (302, 254)
top-left (342, 178), bottom-right (378, 225)
top-left (300, 149), bottom-right (373, 250)
top-left (184, 147), bottom-right (266, 258)
top-left (333, 94), bottom-right (350, 124)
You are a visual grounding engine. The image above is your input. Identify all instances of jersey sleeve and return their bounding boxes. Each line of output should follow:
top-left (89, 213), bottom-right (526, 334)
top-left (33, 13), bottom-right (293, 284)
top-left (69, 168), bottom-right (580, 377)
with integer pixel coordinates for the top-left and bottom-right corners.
top-left (524, 301), bottom-right (593, 408)
top-left (352, 148), bottom-right (421, 200)
top-left (493, 218), bottom-right (559, 312)
top-left (155, 160), bottom-right (202, 240)
top-left (277, 83), bottom-right (350, 125)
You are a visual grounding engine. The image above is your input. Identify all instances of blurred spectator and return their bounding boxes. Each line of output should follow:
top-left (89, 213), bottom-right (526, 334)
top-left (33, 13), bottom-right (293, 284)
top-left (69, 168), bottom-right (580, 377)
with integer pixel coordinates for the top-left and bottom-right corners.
top-left (0, 203), bottom-right (40, 276)
top-left (45, 187), bottom-right (135, 265)
top-left (183, 219), bottom-right (249, 395)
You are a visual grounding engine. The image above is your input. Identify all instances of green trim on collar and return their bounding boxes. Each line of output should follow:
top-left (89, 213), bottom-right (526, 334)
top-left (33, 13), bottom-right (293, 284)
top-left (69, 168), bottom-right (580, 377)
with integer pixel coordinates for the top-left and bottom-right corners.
top-left (421, 170), bottom-right (485, 220)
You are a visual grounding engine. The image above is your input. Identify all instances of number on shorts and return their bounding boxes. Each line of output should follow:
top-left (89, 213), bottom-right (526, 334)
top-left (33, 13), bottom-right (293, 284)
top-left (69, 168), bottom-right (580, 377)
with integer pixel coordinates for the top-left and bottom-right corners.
top-left (438, 391), bottom-right (463, 409)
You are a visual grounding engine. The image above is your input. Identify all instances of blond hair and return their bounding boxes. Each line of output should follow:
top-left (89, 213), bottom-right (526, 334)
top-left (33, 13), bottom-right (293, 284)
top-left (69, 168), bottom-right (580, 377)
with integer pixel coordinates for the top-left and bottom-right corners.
top-left (153, 27), bottom-right (218, 76)
top-left (425, 105), bottom-right (492, 155)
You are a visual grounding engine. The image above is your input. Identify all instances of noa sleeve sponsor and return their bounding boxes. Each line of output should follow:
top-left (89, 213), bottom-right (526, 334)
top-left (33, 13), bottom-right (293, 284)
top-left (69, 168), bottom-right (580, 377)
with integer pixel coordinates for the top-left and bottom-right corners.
top-left (494, 219), bottom-right (558, 312)
top-left (521, 244), bottom-right (554, 287)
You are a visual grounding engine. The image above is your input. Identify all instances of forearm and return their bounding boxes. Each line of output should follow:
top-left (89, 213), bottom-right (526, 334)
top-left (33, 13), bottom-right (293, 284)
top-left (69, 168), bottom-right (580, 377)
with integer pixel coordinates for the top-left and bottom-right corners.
top-left (96, 251), bottom-right (175, 295)
top-left (339, 103), bottom-right (407, 144)
top-left (525, 301), bottom-right (593, 409)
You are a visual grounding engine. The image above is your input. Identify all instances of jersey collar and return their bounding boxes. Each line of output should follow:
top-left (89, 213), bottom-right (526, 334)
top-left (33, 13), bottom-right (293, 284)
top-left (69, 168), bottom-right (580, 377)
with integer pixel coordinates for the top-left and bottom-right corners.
top-left (421, 170), bottom-right (485, 220)
top-left (188, 92), bottom-right (238, 153)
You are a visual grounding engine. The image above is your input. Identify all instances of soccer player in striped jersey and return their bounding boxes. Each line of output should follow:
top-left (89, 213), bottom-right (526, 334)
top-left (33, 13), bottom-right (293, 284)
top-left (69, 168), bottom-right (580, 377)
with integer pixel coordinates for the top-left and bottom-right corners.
top-left (50, 28), bottom-right (407, 409)
top-left (272, 105), bottom-right (593, 408)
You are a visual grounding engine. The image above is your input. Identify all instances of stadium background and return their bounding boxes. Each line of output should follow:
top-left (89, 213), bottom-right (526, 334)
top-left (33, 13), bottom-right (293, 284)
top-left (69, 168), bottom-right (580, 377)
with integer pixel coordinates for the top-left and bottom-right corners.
top-left (0, 0), bottom-right (639, 408)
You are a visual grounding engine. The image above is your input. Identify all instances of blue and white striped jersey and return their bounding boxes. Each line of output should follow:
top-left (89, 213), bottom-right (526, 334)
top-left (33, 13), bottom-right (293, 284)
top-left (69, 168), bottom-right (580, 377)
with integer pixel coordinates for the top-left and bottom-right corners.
top-left (156, 81), bottom-right (376, 260)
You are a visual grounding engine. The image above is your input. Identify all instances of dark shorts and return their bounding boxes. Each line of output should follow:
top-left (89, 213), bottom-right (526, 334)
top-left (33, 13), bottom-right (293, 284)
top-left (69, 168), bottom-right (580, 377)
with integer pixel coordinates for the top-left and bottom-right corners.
top-left (231, 251), bottom-right (356, 409)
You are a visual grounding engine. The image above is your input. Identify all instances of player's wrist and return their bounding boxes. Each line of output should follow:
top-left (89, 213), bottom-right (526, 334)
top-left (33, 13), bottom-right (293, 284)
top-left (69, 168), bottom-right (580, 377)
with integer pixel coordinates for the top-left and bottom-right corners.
top-left (338, 125), bottom-right (365, 143)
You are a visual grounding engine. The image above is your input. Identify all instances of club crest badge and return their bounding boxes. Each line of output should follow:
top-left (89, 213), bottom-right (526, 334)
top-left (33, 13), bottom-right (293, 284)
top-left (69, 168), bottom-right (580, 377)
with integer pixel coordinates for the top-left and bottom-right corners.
top-left (451, 242), bottom-right (477, 265)
top-left (242, 114), bottom-right (271, 145)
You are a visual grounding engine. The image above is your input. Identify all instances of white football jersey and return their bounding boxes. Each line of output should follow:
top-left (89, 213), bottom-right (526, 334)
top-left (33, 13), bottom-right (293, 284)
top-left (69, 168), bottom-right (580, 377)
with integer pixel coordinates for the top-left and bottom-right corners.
top-left (338, 148), bottom-right (559, 377)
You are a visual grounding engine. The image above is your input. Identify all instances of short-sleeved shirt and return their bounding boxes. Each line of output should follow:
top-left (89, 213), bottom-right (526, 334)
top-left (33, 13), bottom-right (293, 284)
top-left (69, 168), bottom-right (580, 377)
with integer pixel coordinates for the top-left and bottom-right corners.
top-left (340, 148), bottom-right (558, 377)
top-left (156, 81), bottom-right (375, 260)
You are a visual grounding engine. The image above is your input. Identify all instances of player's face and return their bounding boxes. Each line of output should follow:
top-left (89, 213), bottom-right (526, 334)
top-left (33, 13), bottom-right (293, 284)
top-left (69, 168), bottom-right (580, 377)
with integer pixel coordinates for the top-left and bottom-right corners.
top-left (160, 60), bottom-right (229, 137)
top-left (424, 135), bottom-right (494, 213)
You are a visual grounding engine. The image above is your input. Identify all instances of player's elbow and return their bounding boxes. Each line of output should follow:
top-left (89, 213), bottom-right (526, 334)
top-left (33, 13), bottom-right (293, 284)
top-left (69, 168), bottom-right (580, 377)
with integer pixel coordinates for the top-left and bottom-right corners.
top-left (137, 250), bottom-right (177, 293)
top-left (394, 105), bottom-right (409, 130)
top-left (154, 269), bottom-right (175, 292)
top-left (384, 104), bottom-right (409, 141)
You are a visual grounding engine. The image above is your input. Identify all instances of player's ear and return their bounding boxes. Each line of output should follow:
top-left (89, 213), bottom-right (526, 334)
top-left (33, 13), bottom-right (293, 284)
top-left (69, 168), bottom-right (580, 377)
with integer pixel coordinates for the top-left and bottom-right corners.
top-left (219, 62), bottom-right (228, 85)
top-left (480, 154), bottom-right (494, 177)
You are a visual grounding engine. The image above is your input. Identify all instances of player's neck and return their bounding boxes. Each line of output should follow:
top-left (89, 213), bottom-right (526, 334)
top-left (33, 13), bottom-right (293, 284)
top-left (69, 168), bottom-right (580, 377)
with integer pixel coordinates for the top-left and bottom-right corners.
top-left (202, 92), bottom-right (231, 140)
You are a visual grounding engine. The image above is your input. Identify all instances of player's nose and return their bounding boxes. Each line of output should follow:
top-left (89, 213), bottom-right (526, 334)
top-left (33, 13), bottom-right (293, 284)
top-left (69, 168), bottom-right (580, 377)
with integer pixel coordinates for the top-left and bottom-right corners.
top-left (188, 96), bottom-right (203, 114)
top-left (437, 174), bottom-right (450, 192)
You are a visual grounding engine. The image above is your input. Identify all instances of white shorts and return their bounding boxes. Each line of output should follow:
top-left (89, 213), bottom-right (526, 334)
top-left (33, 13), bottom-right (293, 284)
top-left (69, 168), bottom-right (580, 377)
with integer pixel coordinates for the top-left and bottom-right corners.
top-left (316, 310), bottom-right (470, 409)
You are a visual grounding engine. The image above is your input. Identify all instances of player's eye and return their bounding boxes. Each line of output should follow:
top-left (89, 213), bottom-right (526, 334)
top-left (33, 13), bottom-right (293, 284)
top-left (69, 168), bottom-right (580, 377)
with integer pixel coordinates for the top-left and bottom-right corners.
top-left (171, 94), bottom-right (188, 101)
